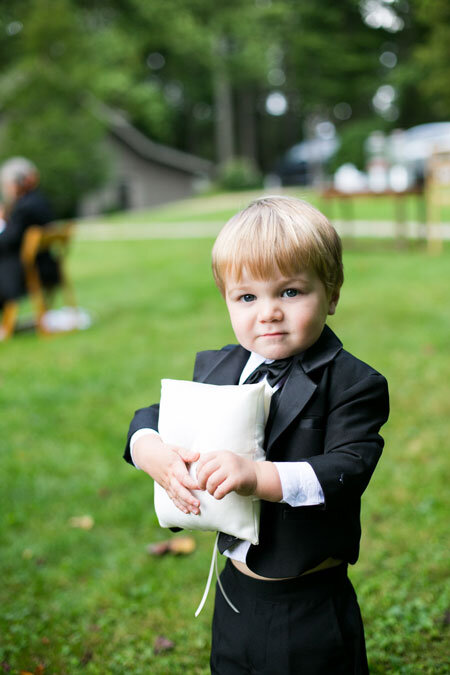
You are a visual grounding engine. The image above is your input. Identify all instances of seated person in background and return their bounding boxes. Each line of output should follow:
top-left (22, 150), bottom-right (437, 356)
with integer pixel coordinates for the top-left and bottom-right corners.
top-left (0, 157), bottom-right (61, 312)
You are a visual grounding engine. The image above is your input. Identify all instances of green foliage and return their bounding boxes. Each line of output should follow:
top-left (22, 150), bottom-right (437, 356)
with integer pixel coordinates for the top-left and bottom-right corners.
top-left (281, 0), bottom-right (388, 116)
top-left (328, 118), bottom-right (387, 173)
top-left (1, 102), bottom-right (108, 218)
top-left (411, 0), bottom-right (450, 118)
top-left (0, 215), bottom-right (449, 671)
top-left (0, 1), bottom-right (447, 218)
top-left (215, 157), bottom-right (263, 191)
top-left (82, 14), bottom-right (174, 144)
top-left (0, 0), bottom-right (108, 216)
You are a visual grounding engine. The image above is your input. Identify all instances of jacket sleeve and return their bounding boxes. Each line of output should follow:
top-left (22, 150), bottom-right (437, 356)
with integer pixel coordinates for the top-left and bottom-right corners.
top-left (123, 404), bottom-right (159, 465)
top-left (306, 373), bottom-right (389, 509)
top-left (0, 204), bottom-right (27, 253)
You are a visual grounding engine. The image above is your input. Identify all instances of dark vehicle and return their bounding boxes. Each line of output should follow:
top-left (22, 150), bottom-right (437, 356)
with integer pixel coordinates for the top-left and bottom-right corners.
top-left (275, 137), bottom-right (339, 186)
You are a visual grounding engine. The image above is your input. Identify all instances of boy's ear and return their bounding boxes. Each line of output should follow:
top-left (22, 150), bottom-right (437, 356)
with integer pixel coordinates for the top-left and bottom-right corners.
top-left (327, 290), bottom-right (340, 316)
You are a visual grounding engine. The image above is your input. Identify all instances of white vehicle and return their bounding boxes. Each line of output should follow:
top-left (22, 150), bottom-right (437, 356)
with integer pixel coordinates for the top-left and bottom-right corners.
top-left (388, 122), bottom-right (450, 187)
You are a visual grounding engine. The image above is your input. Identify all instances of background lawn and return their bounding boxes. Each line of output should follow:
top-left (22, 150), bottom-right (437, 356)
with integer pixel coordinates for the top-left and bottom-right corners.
top-left (1, 229), bottom-right (449, 673)
top-left (84, 187), bottom-right (450, 228)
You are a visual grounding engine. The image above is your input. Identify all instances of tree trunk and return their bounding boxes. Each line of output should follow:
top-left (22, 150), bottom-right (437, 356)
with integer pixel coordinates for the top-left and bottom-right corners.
top-left (237, 87), bottom-right (257, 164)
top-left (212, 36), bottom-right (234, 166)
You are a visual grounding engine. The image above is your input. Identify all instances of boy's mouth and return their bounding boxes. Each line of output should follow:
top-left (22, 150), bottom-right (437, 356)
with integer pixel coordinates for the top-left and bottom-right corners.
top-left (260, 332), bottom-right (286, 337)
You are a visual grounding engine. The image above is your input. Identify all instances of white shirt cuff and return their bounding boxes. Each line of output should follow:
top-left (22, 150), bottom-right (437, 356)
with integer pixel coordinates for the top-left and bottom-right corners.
top-left (273, 461), bottom-right (324, 506)
top-left (129, 428), bottom-right (160, 469)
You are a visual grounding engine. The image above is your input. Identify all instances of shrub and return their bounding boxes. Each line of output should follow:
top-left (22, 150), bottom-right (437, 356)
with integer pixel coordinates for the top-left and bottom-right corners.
top-left (216, 157), bottom-right (263, 191)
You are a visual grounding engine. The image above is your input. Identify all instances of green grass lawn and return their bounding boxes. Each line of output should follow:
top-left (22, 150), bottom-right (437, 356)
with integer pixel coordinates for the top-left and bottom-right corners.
top-left (1, 235), bottom-right (449, 674)
top-left (83, 187), bottom-right (450, 227)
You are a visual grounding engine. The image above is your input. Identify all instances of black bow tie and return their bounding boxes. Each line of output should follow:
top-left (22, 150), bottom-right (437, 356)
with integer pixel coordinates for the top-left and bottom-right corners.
top-left (243, 357), bottom-right (293, 388)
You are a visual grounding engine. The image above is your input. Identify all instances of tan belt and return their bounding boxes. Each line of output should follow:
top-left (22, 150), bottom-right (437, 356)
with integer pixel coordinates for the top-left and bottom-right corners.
top-left (231, 556), bottom-right (343, 581)
top-left (195, 536), bottom-right (343, 617)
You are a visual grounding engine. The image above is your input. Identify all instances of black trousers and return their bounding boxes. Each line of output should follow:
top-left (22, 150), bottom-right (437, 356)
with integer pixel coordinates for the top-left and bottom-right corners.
top-left (210, 560), bottom-right (369, 675)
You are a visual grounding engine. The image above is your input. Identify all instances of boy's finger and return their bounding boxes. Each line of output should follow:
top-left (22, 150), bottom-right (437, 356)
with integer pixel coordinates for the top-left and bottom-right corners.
top-left (213, 477), bottom-right (233, 500)
top-left (196, 458), bottom-right (219, 489)
top-left (206, 469), bottom-right (227, 497)
top-left (171, 494), bottom-right (198, 514)
top-left (181, 474), bottom-right (200, 490)
top-left (196, 452), bottom-right (217, 469)
top-left (175, 447), bottom-right (200, 463)
top-left (171, 481), bottom-right (200, 511)
top-left (171, 498), bottom-right (189, 514)
top-left (175, 466), bottom-right (200, 490)
top-left (173, 498), bottom-right (199, 515)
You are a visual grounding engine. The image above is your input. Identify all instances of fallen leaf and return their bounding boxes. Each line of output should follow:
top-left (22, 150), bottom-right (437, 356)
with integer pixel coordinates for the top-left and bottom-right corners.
top-left (41, 637), bottom-right (50, 645)
top-left (146, 536), bottom-right (196, 556)
top-left (154, 635), bottom-right (175, 654)
top-left (35, 665), bottom-right (45, 674)
top-left (79, 650), bottom-right (93, 666)
top-left (146, 541), bottom-right (171, 556)
top-left (98, 488), bottom-right (110, 498)
top-left (69, 515), bottom-right (94, 530)
top-left (169, 537), bottom-right (196, 555)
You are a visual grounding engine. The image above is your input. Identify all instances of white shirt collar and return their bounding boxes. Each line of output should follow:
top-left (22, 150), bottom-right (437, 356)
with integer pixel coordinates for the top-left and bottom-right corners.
top-left (239, 351), bottom-right (274, 385)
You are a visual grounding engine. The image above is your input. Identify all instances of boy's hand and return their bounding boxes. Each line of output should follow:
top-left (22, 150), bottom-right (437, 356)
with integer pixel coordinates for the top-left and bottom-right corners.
top-left (196, 451), bottom-right (282, 502)
top-left (196, 451), bottom-right (257, 500)
top-left (133, 435), bottom-right (201, 515)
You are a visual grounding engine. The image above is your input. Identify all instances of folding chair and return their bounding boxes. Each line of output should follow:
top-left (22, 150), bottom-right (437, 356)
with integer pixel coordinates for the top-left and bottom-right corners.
top-left (0, 222), bottom-right (77, 339)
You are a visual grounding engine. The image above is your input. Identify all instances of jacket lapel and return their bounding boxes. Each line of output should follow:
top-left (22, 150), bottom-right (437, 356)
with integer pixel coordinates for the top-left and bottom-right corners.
top-left (197, 344), bottom-right (250, 386)
top-left (266, 362), bottom-right (316, 451)
top-left (266, 325), bottom-right (343, 452)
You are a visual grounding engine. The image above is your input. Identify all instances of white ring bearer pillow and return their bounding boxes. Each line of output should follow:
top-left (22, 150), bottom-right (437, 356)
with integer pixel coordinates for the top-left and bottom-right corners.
top-left (155, 378), bottom-right (273, 545)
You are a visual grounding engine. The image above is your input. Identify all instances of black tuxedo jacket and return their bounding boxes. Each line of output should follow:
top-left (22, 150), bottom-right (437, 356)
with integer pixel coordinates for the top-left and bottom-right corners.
top-left (0, 189), bottom-right (59, 302)
top-left (124, 325), bottom-right (389, 577)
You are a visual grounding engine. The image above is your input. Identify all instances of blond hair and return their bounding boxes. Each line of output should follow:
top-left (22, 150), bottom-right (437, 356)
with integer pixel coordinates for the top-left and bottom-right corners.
top-left (212, 195), bottom-right (344, 297)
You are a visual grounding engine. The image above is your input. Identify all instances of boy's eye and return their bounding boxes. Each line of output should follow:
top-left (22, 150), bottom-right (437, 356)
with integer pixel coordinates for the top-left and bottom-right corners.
top-left (282, 288), bottom-right (299, 298)
top-left (240, 294), bottom-right (256, 303)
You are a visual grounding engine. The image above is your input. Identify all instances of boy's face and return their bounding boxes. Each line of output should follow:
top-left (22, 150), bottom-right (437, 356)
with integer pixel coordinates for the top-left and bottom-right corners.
top-left (224, 267), bottom-right (339, 360)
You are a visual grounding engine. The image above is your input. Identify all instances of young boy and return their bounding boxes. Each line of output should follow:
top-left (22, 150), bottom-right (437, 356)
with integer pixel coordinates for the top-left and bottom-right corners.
top-left (124, 196), bottom-right (389, 674)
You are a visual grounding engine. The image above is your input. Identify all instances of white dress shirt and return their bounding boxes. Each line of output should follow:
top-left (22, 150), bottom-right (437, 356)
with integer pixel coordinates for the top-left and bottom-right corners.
top-left (129, 351), bottom-right (324, 563)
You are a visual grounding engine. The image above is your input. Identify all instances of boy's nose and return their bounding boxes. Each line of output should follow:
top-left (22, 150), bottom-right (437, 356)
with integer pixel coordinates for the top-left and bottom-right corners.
top-left (259, 300), bottom-right (283, 322)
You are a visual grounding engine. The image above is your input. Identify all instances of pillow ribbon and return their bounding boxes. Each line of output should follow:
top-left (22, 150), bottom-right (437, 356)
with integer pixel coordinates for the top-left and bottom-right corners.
top-left (194, 533), bottom-right (240, 617)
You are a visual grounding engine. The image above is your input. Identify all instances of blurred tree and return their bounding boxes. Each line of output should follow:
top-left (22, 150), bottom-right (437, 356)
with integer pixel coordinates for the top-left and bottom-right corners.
top-left (0, 0), bottom-right (108, 216)
top-left (75, 0), bottom-right (174, 143)
top-left (282, 1), bottom-right (387, 119)
top-left (328, 118), bottom-right (386, 173)
top-left (407, 0), bottom-right (450, 119)
top-left (99, 0), bottom-right (397, 171)
top-left (254, 0), bottom-right (392, 171)
top-left (94, 0), bottom-right (273, 165)
top-left (1, 0), bottom-right (446, 206)
top-left (374, 0), bottom-right (442, 129)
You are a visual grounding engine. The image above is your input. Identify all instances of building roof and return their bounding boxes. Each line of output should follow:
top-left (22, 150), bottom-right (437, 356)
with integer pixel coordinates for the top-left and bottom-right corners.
top-left (91, 100), bottom-right (213, 176)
